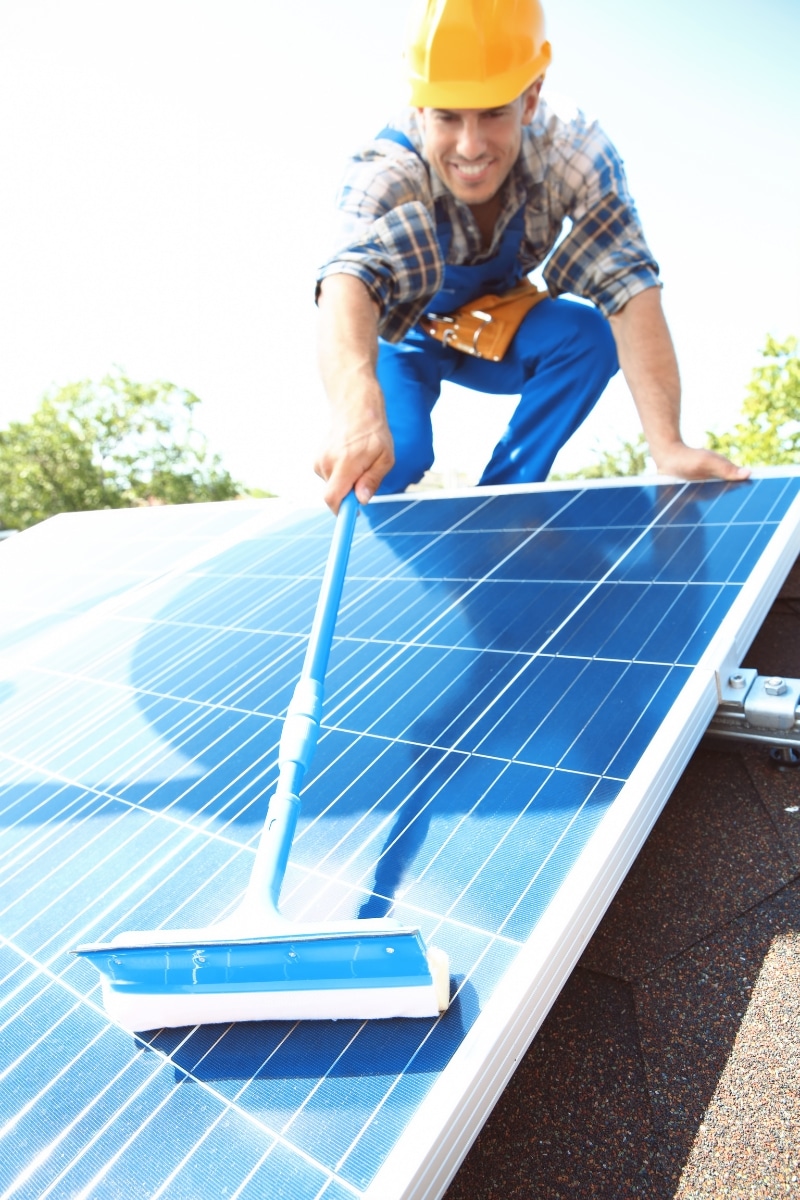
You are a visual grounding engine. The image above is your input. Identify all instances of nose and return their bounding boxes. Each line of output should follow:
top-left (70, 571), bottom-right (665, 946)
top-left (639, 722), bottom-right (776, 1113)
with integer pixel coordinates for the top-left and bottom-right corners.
top-left (455, 114), bottom-right (486, 160)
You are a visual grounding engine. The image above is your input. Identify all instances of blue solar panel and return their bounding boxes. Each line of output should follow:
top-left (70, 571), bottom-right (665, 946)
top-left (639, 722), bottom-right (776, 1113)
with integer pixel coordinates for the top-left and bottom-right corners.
top-left (2, 475), bottom-right (800, 1199)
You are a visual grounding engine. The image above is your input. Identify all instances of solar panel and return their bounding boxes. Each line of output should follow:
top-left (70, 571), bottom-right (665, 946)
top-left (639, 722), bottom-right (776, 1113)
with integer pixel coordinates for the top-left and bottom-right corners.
top-left (2, 474), bottom-right (799, 1199)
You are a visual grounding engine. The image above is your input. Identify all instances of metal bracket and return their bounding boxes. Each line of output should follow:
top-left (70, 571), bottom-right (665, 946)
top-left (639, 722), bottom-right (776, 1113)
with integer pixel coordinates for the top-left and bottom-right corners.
top-left (707, 670), bottom-right (800, 748)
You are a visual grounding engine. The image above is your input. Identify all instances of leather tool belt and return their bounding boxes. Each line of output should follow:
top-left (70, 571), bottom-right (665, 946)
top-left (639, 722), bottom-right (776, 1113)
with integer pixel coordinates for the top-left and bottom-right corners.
top-left (420, 278), bottom-right (548, 362)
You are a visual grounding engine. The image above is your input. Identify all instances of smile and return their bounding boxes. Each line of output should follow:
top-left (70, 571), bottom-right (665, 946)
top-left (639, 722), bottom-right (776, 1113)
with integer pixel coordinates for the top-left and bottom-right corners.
top-left (450, 160), bottom-right (494, 178)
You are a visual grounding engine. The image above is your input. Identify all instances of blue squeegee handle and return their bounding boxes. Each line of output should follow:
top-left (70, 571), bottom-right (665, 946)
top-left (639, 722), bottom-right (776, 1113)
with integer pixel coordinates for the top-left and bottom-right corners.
top-left (279, 490), bottom-right (359, 785)
top-left (302, 489), bottom-right (359, 688)
top-left (248, 492), bottom-right (359, 915)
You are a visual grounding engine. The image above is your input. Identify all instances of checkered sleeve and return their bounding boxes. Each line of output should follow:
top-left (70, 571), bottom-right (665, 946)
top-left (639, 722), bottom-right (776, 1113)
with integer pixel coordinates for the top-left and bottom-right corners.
top-left (545, 193), bottom-right (660, 316)
top-left (316, 144), bottom-right (443, 342)
top-left (542, 110), bottom-right (661, 316)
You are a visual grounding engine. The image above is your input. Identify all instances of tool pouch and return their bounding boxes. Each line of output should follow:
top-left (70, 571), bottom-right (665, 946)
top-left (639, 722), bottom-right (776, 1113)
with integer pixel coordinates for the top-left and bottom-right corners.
top-left (420, 279), bottom-right (548, 362)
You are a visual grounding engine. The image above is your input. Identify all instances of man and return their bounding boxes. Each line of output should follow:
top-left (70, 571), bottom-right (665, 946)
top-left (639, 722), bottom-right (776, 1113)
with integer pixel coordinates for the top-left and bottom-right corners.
top-left (315, 0), bottom-right (747, 512)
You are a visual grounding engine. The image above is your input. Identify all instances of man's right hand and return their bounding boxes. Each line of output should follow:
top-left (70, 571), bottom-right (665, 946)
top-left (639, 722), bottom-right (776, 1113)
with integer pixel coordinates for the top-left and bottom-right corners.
top-left (314, 408), bottom-right (395, 514)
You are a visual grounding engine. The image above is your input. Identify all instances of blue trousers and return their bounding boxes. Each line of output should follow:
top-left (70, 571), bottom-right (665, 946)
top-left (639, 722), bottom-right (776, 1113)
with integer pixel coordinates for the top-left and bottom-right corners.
top-left (376, 297), bottom-right (619, 492)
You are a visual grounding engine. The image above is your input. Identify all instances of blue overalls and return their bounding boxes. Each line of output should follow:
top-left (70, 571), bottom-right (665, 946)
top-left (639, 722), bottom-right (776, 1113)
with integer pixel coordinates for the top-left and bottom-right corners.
top-left (374, 128), bottom-right (620, 493)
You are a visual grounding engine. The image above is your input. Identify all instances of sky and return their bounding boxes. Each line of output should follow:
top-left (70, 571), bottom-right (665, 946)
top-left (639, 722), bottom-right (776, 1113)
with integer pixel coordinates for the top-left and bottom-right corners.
top-left (0, 0), bottom-right (798, 501)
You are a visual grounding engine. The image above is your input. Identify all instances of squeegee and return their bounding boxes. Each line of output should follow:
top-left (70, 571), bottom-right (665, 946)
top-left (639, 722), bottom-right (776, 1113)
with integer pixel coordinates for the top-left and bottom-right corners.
top-left (75, 492), bottom-right (449, 1030)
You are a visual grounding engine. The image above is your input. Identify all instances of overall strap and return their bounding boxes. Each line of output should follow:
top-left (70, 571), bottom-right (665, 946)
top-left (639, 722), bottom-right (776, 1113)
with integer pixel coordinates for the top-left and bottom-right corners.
top-left (376, 125), bottom-right (455, 263)
top-left (374, 125), bottom-right (527, 310)
top-left (375, 127), bottom-right (420, 157)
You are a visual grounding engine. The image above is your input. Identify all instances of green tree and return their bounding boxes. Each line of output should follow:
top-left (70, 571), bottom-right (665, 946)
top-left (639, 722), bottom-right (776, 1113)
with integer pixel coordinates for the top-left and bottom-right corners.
top-left (0, 370), bottom-right (241, 530)
top-left (707, 336), bottom-right (800, 465)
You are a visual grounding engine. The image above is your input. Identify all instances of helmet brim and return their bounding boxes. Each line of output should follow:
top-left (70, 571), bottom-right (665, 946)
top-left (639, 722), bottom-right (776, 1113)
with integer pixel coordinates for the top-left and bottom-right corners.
top-left (408, 43), bottom-right (551, 110)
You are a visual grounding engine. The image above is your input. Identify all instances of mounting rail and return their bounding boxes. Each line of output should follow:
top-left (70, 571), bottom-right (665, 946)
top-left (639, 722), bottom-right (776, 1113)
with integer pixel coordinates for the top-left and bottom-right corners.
top-left (706, 669), bottom-right (800, 756)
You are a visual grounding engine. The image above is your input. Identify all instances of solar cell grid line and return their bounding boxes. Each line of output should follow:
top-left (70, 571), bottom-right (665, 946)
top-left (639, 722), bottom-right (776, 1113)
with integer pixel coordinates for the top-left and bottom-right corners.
top-left (0, 768), bottom-right (128, 874)
top-left (0, 791), bottom-right (121, 903)
top-left (288, 737), bottom-right (422, 854)
top-left (122, 609), bottom-right (307, 700)
top-left (301, 752), bottom-right (494, 909)
top-left (336, 514), bottom-right (648, 750)
top-left (0, 770), bottom-right (77, 846)
top-left (2, 776), bottom-right (208, 921)
top-left (2, 474), bottom-right (800, 1199)
top-left (8, 665), bottom-right (278, 813)
top-left (43, 834), bottom-right (230, 974)
top-left (12, 693), bottom-right (152, 785)
top-left (78, 691), bottom-right (226, 797)
top-left (332, 496), bottom-right (690, 675)
top-left (5, 708), bottom-right (207, 838)
top-left (4, 1010), bottom-right (272, 1200)
top-left (0, 760), bottom-right (256, 911)
top-left (1, 675), bottom-right (133, 761)
top-left (0, 501), bottom-right (300, 676)
top-left (3, 1039), bottom-right (159, 1200)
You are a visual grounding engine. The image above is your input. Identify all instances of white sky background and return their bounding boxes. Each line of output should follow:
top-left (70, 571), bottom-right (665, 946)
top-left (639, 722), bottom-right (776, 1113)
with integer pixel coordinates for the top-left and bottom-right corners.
top-left (0, 0), bottom-right (797, 500)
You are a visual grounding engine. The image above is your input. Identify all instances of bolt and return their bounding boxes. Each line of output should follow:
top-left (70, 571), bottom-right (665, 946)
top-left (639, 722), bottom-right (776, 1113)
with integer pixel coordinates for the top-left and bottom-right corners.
top-left (764, 676), bottom-right (788, 696)
top-left (728, 673), bottom-right (747, 689)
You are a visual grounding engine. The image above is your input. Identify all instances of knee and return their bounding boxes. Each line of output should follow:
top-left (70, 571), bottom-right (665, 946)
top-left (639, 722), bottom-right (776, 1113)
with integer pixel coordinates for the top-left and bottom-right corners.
top-left (578, 303), bottom-right (618, 372)
top-left (567, 305), bottom-right (619, 384)
top-left (513, 300), bottom-right (618, 398)
top-left (558, 300), bottom-right (617, 361)
top-left (377, 454), bottom-right (433, 495)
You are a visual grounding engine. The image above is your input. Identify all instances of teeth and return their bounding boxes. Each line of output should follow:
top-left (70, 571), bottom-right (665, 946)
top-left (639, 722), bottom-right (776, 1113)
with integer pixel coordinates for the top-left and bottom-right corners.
top-left (455, 162), bottom-right (489, 176)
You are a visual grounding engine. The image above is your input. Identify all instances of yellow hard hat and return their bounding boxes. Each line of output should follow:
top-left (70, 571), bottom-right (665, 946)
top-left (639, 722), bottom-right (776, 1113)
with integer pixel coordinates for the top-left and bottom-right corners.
top-left (406, 0), bottom-right (552, 109)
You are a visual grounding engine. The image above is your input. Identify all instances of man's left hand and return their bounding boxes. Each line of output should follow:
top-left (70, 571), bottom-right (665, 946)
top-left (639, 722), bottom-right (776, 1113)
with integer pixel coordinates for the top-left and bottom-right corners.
top-left (651, 441), bottom-right (751, 482)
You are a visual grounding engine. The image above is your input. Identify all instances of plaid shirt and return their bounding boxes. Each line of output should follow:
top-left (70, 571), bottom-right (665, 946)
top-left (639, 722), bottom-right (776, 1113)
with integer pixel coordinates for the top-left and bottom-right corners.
top-left (317, 96), bottom-right (660, 343)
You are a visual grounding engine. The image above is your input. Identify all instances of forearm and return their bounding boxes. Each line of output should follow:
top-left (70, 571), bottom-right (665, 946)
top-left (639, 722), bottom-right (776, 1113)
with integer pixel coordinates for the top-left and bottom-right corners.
top-left (318, 274), bottom-right (382, 418)
top-left (608, 287), bottom-right (749, 482)
top-left (608, 287), bottom-right (682, 461)
top-left (316, 274), bottom-right (395, 510)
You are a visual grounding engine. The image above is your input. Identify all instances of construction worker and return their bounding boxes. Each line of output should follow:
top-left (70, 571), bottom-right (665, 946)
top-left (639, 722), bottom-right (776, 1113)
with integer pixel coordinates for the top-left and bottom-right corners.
top-left (315, 0), bottom-right (748, 512)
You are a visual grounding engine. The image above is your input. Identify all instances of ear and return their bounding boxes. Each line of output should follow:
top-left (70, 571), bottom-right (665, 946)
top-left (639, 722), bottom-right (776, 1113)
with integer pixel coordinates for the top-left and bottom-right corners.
top-left (521, 78), bottom-right (543, 124)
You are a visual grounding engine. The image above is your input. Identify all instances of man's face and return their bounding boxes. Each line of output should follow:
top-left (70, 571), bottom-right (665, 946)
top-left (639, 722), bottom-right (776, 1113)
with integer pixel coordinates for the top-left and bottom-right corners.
top-left (417, 83), bottom-right (540, 207)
